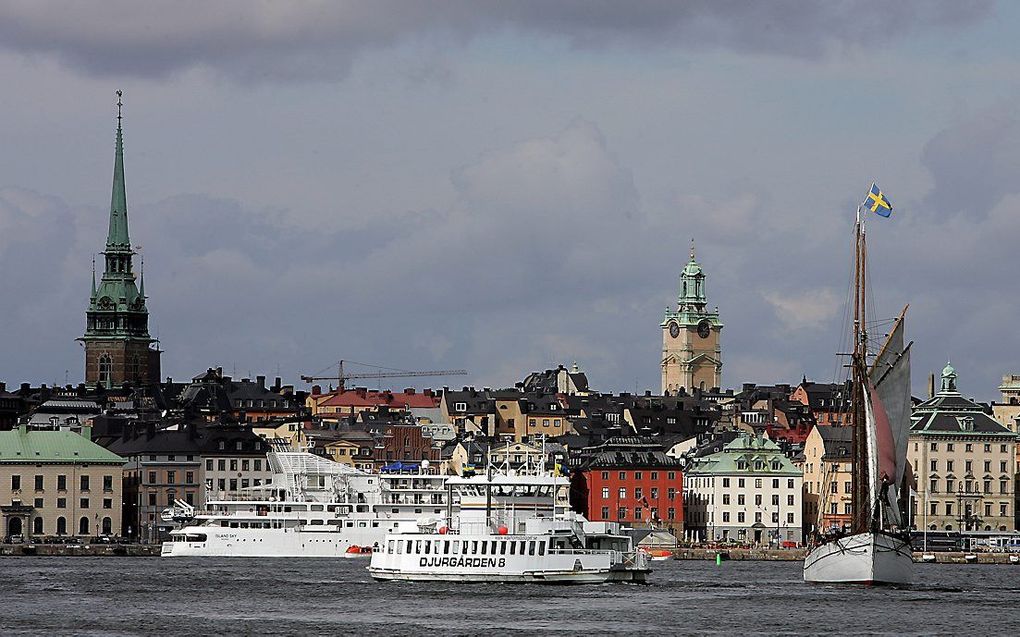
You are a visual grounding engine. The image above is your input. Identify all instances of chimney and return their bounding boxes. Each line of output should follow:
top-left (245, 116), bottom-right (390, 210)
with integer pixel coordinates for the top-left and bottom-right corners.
top-left (274, 377), bottom-right (282, 392)
top-left (81, 424), bottom-right (93, 442)
top-left (312, 385), bottom-right (322, 396)
top-left (405, 388), bottom-right (415, 395)
top-left (928, 373), bottom-right (936, 399)
top-left (257, 375), bottom-right (266, 389)
top-left (0, 381), bottom-right (5, 392)
top-left (20, 383), bottom-right (29, 392)
top-left (216, 367), bottom-right (223, 376)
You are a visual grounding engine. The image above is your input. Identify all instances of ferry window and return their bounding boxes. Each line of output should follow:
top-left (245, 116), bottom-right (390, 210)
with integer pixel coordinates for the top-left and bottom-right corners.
top-left (490, 541), bottom-right (497, 554)
top-left (481, 542), bottom-right (487, 555)
top-left (311, 505), bottom-right (324, 511)
top-left (434, 540), bottom-right (441, 554)
top-left (538, 542), bottom-right (545, 556)
top-left (509, 542), bottom-right (516, 555)
top-left (346, 522), bottom-right (354, 528)
top-left (424, 541), bottom-right (430, 554)
top-left (520, 541), bottom-right (526, 554)
top-left (453, 541), bottom-right (460, 554)
top-left (444, 540), bottom-right (450, 554)
top-left (529, 541), bottom-right (536, 556)
top-left (406, 540), bottom-right (413, 554)
top-left (471, 541), bottom-right (479, 554)
top-left (284, 507), bottom-right (292, 513)
top-left (416, 541), bottom-right (423, 554)
top-left (311, 520), bottom-right (323, 525)
top-left (372, 522), bottom-right (379, 528)
top-left (388, 540), bottom-right (395, 554)
top-left (230, 522), bottom-right (238, 528)
top-left (396, 541), bottom-right (403, 554)
top-left (500, 541), bottom-right (507, 555)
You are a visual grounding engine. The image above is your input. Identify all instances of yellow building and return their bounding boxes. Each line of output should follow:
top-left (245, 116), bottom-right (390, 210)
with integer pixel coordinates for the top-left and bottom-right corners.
top-left (1, 425), bottom-right (124, 540)
top-left (802, 424), bottom-right (853, 535)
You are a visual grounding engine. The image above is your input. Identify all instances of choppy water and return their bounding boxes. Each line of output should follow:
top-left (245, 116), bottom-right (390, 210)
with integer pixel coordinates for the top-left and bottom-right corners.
top-left (1, 557), bottom-right (1018, 636)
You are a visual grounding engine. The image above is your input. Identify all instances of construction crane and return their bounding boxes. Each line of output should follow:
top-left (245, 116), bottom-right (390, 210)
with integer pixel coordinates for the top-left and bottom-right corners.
top-left (300, 360), bottom-right (467, 391)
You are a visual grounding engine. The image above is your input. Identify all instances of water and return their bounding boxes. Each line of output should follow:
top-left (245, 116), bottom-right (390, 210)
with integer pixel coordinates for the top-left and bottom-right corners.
top-left (1, 557), bottom-right (1018, 635)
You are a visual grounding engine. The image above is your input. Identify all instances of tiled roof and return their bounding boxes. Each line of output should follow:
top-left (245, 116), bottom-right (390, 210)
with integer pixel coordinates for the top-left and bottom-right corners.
top-left (321, 389), bottom-right (439, 409)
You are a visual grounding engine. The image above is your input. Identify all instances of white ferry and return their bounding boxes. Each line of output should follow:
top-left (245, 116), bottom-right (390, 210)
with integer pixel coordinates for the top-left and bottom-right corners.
top-left (161, 453), bottom-right (452, 558)
top-left (368, 470), bottom-right (650, 583)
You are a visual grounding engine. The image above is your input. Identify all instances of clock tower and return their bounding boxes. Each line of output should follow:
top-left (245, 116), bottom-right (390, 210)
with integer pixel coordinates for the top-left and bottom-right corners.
top-left (661, 240), bottom-right (722, 395)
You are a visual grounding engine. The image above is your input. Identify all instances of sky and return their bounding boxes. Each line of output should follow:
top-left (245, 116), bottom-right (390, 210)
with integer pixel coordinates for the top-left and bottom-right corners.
top-left (1, 1), bottom-right (1018, 401)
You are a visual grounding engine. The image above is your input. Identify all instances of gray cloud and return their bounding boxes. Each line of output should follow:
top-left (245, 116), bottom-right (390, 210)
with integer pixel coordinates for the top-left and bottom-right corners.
top-left (0, 1), bottom-right (993, 80)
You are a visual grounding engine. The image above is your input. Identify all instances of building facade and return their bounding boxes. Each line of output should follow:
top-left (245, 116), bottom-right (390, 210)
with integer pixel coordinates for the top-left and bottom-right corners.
top-left (661, 242), bottom-right (722, 395)
top-left (684, 433), bottom-right (803, 546)
top-left (1, 425), bottom-right (124, 540)
top-left (79, 96), bottom-right (160, 388)
top-left (802, 424), bottom-right (853, 535)
top-left (908, 363), bottom-right (1017, 533)
top-left (570, 438), bottom-right (685, 535)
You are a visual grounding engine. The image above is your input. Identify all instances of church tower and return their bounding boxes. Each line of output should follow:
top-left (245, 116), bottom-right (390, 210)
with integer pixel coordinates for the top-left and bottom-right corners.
top-left (661, 240), bottom-right (722, 395)
top-left (80, 92), bottom-right (161, 388)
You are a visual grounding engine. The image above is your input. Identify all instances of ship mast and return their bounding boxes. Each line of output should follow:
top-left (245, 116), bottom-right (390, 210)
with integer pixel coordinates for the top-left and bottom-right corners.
top-left (851, 211), bottom-right (870, 534)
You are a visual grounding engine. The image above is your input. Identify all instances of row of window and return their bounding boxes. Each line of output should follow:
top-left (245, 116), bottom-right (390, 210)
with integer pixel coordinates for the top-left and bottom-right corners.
top-left (927, 459), bottom-right (1011, 473)
top-left (599, 506), bottom-right (677, 521)
top-left (714, 493), bottom-right (795, 507)
top-left (599, 471), bottom-right (678, 481)
top-left (204, 458), bottom-right (265, 472)
top-left (389, 537), bottom-right (545, 557)
top-left (23, 497), bottom-right (115, 510)
top-left (691, 511), bottom-right (796, 525)
top-left (10, 475), bottom-right (114, 492)
top-left (920, 442), bottom-right (1010, 453)
top-left (918, 501), bottom-right (1011, 518)
top-left (690, 477), bottom-right (797, 490)
top-left (600, 487), bottom-right (677, 501)
top-left (145, 471), bottom-right (196, 485)
top-left (926, 478), bottom-right (1011, 495)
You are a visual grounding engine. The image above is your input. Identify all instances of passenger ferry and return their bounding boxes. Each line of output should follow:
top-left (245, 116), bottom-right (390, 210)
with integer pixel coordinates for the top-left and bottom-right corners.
top-left (161, 452), bottom-right (452, 558)
top-left (368, 469), bottom-right (650, 583)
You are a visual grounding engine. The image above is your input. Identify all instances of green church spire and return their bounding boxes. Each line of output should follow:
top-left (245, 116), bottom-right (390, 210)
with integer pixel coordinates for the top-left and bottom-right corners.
top-left (107, 90), bottom-right (130, 251)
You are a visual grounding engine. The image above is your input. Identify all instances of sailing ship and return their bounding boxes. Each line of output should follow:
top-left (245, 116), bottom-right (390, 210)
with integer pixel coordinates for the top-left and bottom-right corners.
top-left (803, 193), bottom-right (914, 585)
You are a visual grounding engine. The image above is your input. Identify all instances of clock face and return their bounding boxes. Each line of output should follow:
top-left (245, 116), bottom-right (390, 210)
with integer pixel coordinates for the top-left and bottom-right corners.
top-left (697, 319), bottom-right (711, 339)
top-left (669, 322), bottom-right (680, 339)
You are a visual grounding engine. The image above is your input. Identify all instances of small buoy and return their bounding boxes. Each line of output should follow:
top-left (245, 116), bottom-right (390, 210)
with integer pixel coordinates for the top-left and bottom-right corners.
top-left (439, 526), bottom-right (448, 535)
top-left (497, 526), bottom-right (509, 535)
top-left (716, 553), bottom-right (722, 566)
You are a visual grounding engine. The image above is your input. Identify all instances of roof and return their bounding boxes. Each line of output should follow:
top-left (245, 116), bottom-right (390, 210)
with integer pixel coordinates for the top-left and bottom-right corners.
top-left (321, 388), bottom-right (439, 409)
top-left (814, 425), bottom-right (853, 459)
top-left (0, 428), bottom-right (125, 464)
top-left (686, 433), bottom-right (800, 476)
top-left (911, 382), bottom-right (1017, 438)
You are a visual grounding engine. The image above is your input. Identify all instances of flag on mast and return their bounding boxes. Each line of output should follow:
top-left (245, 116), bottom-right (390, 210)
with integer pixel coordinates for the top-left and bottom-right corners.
top-left (863, 183), bottom-right (893, 218)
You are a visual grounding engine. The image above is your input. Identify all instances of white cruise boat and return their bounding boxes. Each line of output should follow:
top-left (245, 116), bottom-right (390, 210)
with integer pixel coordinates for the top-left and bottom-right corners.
top-left (161, 453), bottom-right (452, 558)
top-left (368, 469), bottom-right (650, 583)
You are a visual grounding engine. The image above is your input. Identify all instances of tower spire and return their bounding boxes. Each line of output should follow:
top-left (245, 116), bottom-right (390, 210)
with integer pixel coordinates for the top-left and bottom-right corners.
top-left (107, 90), bottom-right (130, 250)
top-left (139, 253), bottom-right (145, 297)
top-left (91, 255), bottom-right (97, 298)
top-left (690, 237), bottom-right (695, 261)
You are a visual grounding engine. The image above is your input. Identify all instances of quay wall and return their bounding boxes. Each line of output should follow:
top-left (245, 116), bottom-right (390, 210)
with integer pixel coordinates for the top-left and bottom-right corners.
top-left (0, 543), bottom-right (161, 557)
top-left (671, 548), bottom-right (1019, 564)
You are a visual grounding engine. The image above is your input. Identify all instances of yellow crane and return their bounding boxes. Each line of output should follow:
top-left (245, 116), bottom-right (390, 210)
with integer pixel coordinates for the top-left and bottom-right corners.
top-left (300, 360), bottom-right (467, 391)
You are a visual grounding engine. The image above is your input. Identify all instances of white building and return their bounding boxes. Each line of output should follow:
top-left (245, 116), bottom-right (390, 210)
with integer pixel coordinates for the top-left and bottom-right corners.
top-left (684, 433), bottom-right (803, 546)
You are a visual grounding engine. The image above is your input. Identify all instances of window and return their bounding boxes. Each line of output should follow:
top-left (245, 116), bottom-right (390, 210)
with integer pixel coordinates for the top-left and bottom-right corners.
top-left (930, 442), bottom-right (938, 451)
top-left (635, 488), bottom-right (644, 500)
top-left (57, 497), bottom-right (66, 509)
top-left (218, 459), bottom-right (226, 471)
top-left (103, 498), bottom-right (113, 510)
top-left (230, 460), bottom-right (238, 471)
top-left (668, 508), bottom-right (675, 520)
top-left (56, 517), bottom-right (66, 535)
top-left (635, 472), bottom-right (643, 480)
top-left (845, 481), bottom-right (852, 494)
top-left (964, 444), bottom-right (972, 453)
top-left (167, 471), bottom-right (176, 485)
top-left (148, 493), bottom-right (157, 506)
top-left (103, 475), bottom-right (113, 491)
top-left (619, 471), bottom-right (626, 480)
top-left (617, 507), bottom-right (626, 520)
top-left (787, 479), bottom-right (794, 489)
top-left (186, 472), bottom-right (194, 485)
top-left (947, 479), bottom-right (955, 492)
top-left (737, 512), bottom-right (746, 523)
top-left (35, 475), bottom-right (44, 491)
top-left (98, 353), bottom-right (112, 388)
top-left (11, 475), bottom-right (20, 490)
top-left (771, 494), bottom-right (779, 506)
top-left (947, 460), bottom-right (954, 473)
top-left (930, 460), bottom-right (938, 472)
top-left (930, 502), bottom-right (937, 515)
top-left (831, 482), bottom-right (838, 494)
top-left (722, 478), bottom-right (730, 488)
top-left (148, 471), bottom-right (157, 484)
top-left (206, 459), bottom-right (213, 471)
top-left (755, 495), bottom-right (762, 506)
top-left (787, 495), bottom-right (795, 506)
top-left (651, 472), bottom-right (659, 481)
top-left (754, 479), bottom-right (762, 489)
top-left (667, 488), bottom-right (676, 499)
top-left (772, 512), bottom-right (779, 524)
top-left (254, 459), bottom-right (262, 472)
top-left (601, 506), bottom-right (610, 519)
top-left (601, 471), bottom-right (609, 480)
top-left (722, 494), bottom-right (730, 505)
top-left (618, 487), bottom-right (626, 500)
top-left (830, 503), bottom-right (837, 515)
top-left (34, 498), bottom-right (43, 508)
top-left (984, 444), bottom-right (992, 453)
top-left (930, 479), bottom-right (938, 493)
top-left (602, 487), bottom-right (610, 499)
top-left (722, 512), bottom-right (730, 522)
top-left (34, 517), bottom-right (43, 535)
top-left (738, 478), bottom-right (745, 488)
top-left (57, 475), bottom-right (66, 490)
top-left (635, 507), bottom-right (643, 520)
top-left (667, 472), bottom-right (676, 480)
top-left (945, 503), bottom-right (953, 516)
top-left (454, 402), bottom-right (467, 412)
top-left (651, 488), bottom-right (658, 499)
top-left (1001, 504), bottom-right (1008, 517)
top-left (79, 498), bottom-right (89, 510)
top-left (738, 495), bottom-right (745, 505)
top-left (965, 461), bottom-right (972, 473)
top-left (79, 517), bottom-right (89, 535)
top-left (772, 479), bottom-right (779, 489)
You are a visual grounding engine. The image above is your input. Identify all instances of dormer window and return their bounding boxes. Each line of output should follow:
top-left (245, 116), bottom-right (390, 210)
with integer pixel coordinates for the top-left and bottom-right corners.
top-left (454, 402), bottom-right (467, 412)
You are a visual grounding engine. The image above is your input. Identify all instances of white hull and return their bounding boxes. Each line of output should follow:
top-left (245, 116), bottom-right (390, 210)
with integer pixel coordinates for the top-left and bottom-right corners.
top-left (803, 532), bottom-right (912, 585)
top-left (161, 525), bottom-right (381, 558)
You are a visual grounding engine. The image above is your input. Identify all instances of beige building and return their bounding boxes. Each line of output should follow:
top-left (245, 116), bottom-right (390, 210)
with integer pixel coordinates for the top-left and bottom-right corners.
top-left (992, 373), bottom-right (1020, 434)
top-left (1, 425), bottom-right (124, 540)
top-left (802, 424), bottom-right (854, 535)
top-left (908, 363), bottom-right (1017, 533)
top-left (661, 242), bottom-right (722, 395)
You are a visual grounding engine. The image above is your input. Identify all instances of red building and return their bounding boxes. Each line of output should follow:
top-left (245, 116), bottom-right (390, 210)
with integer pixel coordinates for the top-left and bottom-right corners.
top-left (570, 437), bottom-right (684, 535)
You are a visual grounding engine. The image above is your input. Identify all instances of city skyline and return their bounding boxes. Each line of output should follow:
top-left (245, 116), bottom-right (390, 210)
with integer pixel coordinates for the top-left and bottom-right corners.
top-left (1, 2), bottom-right (1019, 399)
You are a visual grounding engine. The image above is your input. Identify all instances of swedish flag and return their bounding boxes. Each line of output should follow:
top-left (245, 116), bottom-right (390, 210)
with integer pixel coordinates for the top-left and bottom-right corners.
top-left (863, 183), bottom-right (892, 218)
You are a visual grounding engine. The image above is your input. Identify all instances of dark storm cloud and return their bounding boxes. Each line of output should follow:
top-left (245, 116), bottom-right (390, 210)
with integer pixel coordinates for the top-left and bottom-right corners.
top-left (921, 105), bottom-right (1020, 220)
top-left (0, 0), bottom-right (992, 80)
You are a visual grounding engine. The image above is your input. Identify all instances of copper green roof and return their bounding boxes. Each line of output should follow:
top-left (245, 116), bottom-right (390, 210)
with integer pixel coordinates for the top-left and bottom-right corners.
top-left (0, 428), bottom-right (125, 465)
top-left (686, 433), bottom-right (800, 476)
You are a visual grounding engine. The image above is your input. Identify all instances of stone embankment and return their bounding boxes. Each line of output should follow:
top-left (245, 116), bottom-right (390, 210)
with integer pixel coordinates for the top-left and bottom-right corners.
top-left (0, 543), bottom-right (161, 557)
top-left (670, 547), bottom-right (1019, 564)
